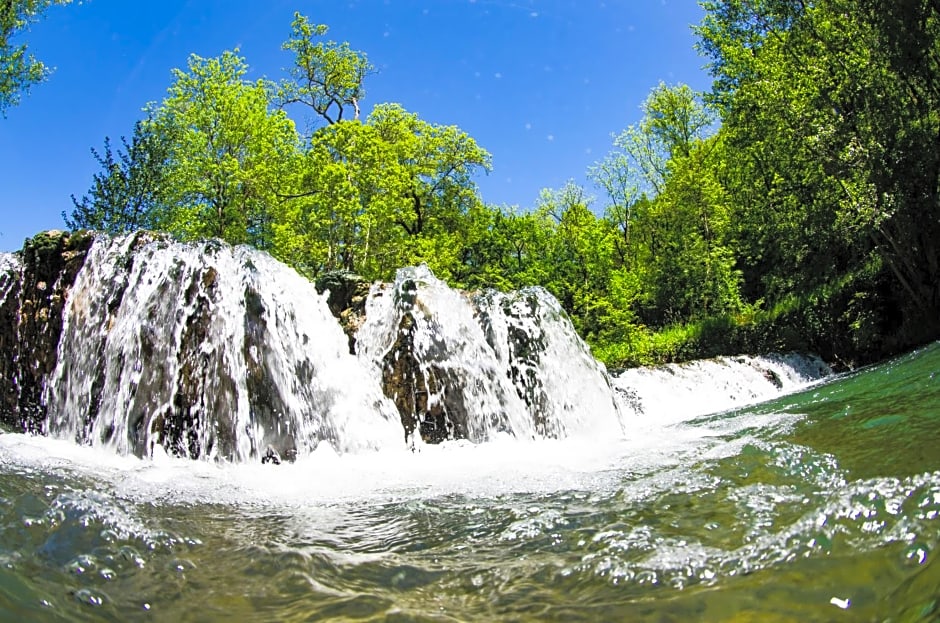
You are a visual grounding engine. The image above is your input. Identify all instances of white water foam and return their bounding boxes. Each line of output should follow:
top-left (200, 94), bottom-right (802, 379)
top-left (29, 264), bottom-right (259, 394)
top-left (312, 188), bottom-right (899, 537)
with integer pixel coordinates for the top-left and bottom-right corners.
top-left (356, 265), bottom-right (537, 443)
top-left (474, 287), bottom-right (624, 440)
top-left (356, 266), bottom-right (625, 444)
top-left (8, 234), bottom-right (830, 465)
top-left (43, 234), bottom-right (402, 460)
top-left (0, 252), bottom-right (22, 303)
top-left (613, 354), bottom-right (832, 425)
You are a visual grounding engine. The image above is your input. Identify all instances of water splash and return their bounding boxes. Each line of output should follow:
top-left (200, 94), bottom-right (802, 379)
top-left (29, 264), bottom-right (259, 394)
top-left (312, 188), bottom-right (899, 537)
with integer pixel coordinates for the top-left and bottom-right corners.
top-left (43, 233), bottom-right (402, 461)
top-left (356, 266), bottom-right (625, 445)
top-left (613, 353), bottom-right (832, 425)
top-left (0, 252), bottom-right (22, 303)
top-left (474, 287), bottom-right (623, 439)
top-left (4, 234), bottom-right (830, 463)
top-left (357, 266), bottom-right (537, 444)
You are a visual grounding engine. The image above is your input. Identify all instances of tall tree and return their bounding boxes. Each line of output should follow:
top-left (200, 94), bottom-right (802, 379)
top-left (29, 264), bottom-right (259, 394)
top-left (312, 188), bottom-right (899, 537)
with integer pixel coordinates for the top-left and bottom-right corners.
top-left (593, 82), bottom-right (713, 200)
top-left (698, 0), bottom-right (940, 355)
top-left (276, 105), bottom-right (491, 280)
top-left (368, 103), bottom-right (491, 238)
top-left (271, 119), bottom-right (409, 277)
top-left (0, 0), bottom-right (70, 115)
top-left (278, 12), bottom-right (373, 129)
top-left (589, 83), bottom-right (732, 325)
top-left (591, 83), bottom-right (714, 269)
top-left (147, 50), bottom-right (300, 248)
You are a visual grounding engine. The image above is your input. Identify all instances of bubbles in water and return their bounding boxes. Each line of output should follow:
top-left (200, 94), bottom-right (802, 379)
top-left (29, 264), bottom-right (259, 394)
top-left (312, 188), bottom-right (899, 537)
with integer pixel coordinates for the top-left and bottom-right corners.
top-left (72, 587), bottom-right (108, 606)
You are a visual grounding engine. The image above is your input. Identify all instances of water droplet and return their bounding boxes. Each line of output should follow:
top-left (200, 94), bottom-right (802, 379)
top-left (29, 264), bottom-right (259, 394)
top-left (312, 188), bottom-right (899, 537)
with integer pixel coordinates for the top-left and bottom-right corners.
top-left (99, 529), bottom-right (118, 543)
top-left (169, 558), bottom-right (196, 573)
top-left (904, 542), bottom-right (929, 566)
top-left (67, 555), bottom-right (96, 575)
top-left (73, 588), bottom-right (108, 607)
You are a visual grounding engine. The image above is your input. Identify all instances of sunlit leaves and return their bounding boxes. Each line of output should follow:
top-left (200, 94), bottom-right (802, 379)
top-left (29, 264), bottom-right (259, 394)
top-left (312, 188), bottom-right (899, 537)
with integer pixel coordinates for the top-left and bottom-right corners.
top-left (65, 119), bottom-right (172, 234)
top-left (278, 12), bottom-right (373, 129)
top-left (697, 0), bottom-right (940, 356)
top-left (146, 50), bottom-right (299, 248)
top-left (0, 0), bottom-right (70, 115)
top-left (273, 103), bottom-right (491, 281)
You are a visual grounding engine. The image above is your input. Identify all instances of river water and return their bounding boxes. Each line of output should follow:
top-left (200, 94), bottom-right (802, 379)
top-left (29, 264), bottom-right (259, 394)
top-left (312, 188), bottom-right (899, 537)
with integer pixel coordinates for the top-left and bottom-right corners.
top-left (1, 342), bottom-right (938, 621)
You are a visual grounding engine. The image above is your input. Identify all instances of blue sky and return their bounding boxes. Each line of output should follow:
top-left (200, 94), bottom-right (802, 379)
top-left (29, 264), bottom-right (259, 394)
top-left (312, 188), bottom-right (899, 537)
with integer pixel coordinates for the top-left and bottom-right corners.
top-left (0, 0), bottom-right (708, 252)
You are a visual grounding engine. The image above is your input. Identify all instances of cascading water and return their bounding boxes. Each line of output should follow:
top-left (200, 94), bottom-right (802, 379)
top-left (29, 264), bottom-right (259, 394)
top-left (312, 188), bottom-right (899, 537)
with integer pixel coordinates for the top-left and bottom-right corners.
top-left (355, 265), bottom-right (625, 445)
top-left (40, 233), bottom-right (402, 461)
top-left (612, 353), bottom-right (832, 424)
top-left (1, 233), bottom-right (643, 459)
top-left (0, 252), bottom-right (21, 301)
top-left (1, 234), bottom-right (835, 460)
top-left (356, 265), bottom-right (539, 444)
top-left (473, 286), bottom-right (624, 439)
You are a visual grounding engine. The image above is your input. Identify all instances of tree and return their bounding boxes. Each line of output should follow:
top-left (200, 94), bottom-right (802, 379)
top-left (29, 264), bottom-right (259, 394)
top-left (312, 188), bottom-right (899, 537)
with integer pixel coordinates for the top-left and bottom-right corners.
top-left (588, 83), bottom-right (730, 326)
top-left (591, 83), bottom-right (714, 270)
top-left (0, 0), bottom-right (70, 115)
top-left (271, 104), bottom-right (491, 281)
top-left (593, 82), bottom-right (713, 200)
top-left (147, 50), bottom-right (300, 248)
top-left (697, 0), bottom-right (940, 356)
top-left (640, 135), bottom-right (742, 322)
top-left (65, 119), bottom-right (172, 234)
top-left (368, 103), bottom-right (491, 238)
top-left (271, 119), bottom-right (410, 277)
top-left (451, 204), bottom-right (554, 290)
top-left (278, 12), bottom-right (373, 129)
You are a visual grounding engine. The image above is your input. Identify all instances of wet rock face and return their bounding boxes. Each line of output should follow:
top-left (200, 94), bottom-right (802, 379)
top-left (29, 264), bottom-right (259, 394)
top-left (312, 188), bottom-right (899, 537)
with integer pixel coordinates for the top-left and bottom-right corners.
top-left (379, 311), bottom-right (471, 444)
top-left (1, 232), bottom-right (405, 461)
top-left (240, 283), bottom-right (297, 463)
top-left (315, 271), bottom-right (371, 354)
top-left (0, 233), bottom-right (622, 459)
top-left (475, 289), bottom-right (552, 434)
top-left (368, 274), bottom-right (524, 446)
top-left (0, 231), bottom-right (95, 431)
top-left (313, 270), bottom-right (483, 446)
top-left (377, 278), bottom-right (462, 445)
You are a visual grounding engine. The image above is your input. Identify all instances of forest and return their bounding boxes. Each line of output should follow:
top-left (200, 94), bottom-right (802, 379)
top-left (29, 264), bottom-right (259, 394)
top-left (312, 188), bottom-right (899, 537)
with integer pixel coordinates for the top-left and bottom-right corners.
top-left (30, 1), bottom-right (940, 369)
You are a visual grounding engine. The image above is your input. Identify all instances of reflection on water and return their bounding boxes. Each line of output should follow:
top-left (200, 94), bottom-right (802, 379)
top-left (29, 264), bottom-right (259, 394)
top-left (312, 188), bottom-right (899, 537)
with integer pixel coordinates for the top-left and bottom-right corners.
top-left (1, 343), bottom-right (940, 621)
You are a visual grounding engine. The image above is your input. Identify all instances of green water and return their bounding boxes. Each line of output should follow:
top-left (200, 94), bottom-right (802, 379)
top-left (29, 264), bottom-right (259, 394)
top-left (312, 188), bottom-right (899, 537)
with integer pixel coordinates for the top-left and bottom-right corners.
top-left (2, 344), bottom-right (940, 621)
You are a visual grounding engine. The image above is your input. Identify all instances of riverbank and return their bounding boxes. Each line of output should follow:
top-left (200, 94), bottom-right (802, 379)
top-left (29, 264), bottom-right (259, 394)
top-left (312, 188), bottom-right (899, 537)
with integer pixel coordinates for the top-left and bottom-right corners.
top-left (592, 296), bottom-right (940, 373)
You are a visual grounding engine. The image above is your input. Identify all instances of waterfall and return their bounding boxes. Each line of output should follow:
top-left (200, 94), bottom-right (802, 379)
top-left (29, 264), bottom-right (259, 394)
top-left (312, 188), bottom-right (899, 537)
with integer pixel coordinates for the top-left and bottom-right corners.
top-left (473, 287), bottom-right (624, 439)
top-left (0, 253), bottom-right (24, 418)
top-left (3, 234), bottom-right (629, 460)
top-left (612, 354), bottom-right (832, 424)
top-left (42, 233), bottom-right (402, 461)
top-left (355, 266), bottom-right (625, 445)
top-left (1, 232), bottom-right (832, 463)
top-left (0, 253), bottom-right (21, 302)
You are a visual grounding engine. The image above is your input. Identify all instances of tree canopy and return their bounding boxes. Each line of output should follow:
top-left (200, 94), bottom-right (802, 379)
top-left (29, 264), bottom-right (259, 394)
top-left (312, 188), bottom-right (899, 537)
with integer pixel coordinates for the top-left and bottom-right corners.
top-left (63, 6), bottom-right (940, 368)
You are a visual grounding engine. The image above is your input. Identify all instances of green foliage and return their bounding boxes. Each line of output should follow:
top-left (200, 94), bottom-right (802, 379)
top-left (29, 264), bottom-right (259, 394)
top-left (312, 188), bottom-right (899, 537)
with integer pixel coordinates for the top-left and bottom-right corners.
top-left (63, 7), bottom-right (940, 371)
top-left (696, 0), bottom-right (940, 363)
top-left (146, 50), bottom-right (299, 248)
top-left (585, 83), bottom-right (741, 342)
top-left (271, 103), bottom-right (491, 280)
top-left (65, 119), bottom-right (172, 234)
top-left (278, 12), bottom-right (373, 128)
top-left (0, 0), bottom-right (70, 115)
